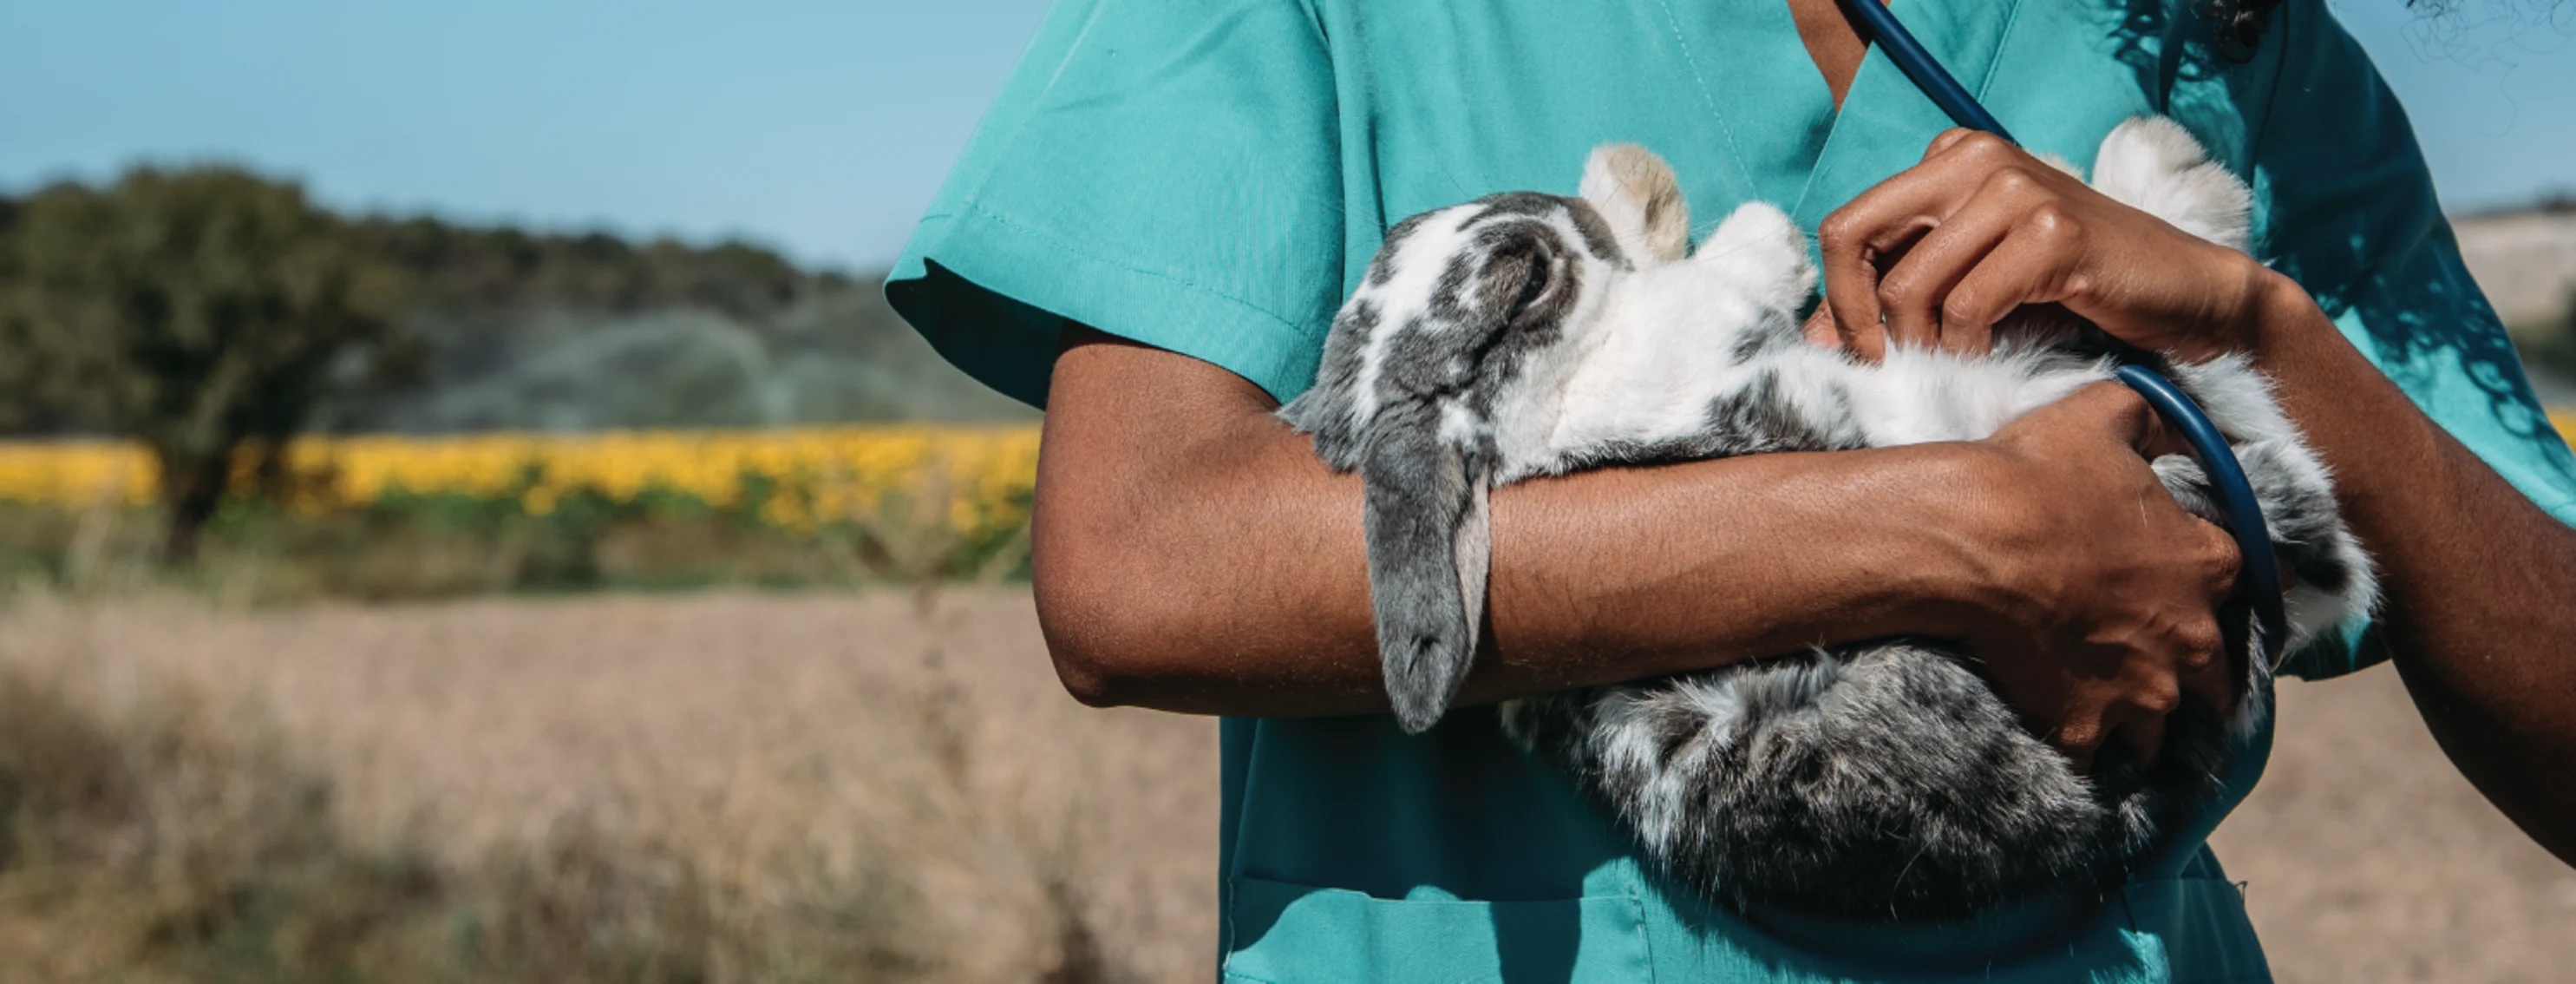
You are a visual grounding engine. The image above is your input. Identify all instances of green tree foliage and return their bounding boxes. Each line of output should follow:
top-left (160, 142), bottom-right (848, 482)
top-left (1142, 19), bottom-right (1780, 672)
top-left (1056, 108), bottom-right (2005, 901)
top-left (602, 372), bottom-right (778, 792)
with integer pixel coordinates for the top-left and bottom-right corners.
top-left (0, 167), bottom-right (415, 558)
top-left (351, 217), bottom-right (829, 318)
top-left (0, 163), bottom-right (1027, 564)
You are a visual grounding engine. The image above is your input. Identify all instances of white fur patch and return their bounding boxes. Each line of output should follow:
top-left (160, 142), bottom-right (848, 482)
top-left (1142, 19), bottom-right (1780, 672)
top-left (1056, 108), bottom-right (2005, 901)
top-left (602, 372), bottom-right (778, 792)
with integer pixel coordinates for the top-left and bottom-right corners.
top-left (2089, 117), bottom-right (2252, 251)
top-left (1540, 203), bottom-right (1818, 464)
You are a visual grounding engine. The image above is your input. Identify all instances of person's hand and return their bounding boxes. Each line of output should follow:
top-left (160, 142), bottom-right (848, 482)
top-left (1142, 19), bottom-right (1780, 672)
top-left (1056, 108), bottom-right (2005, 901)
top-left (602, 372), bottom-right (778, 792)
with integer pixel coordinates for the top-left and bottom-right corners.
top-left (1806, 128), bottom-right (2272, 362)
top-left (1938, 383), bottom-right (2244, 771)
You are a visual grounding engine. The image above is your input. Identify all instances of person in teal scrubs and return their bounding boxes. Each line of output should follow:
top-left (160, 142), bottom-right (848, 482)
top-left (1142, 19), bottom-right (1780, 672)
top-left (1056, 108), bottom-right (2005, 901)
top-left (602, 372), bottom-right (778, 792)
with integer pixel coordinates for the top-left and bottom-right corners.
top-left (887, 0), bottom-right (2576, 979)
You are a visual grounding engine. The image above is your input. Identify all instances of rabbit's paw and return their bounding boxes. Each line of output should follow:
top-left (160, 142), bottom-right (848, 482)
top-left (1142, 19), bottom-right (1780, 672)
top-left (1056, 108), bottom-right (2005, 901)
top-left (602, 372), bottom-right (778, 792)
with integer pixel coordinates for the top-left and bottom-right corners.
top-left (2089, 116), bottom-right (2252, 252)
top-left (1691, 202), bottom-right (1815, 316)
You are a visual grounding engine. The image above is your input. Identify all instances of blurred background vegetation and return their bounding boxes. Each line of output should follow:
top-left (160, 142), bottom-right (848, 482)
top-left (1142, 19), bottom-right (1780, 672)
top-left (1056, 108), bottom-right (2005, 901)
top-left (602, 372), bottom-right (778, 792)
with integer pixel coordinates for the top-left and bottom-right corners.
top-left (0, 166), bottom-right (1037, 603)
top-left (0, 167), bottom-right (1102, 983)
top-left (2481, 197), bottom-right (2576, 383)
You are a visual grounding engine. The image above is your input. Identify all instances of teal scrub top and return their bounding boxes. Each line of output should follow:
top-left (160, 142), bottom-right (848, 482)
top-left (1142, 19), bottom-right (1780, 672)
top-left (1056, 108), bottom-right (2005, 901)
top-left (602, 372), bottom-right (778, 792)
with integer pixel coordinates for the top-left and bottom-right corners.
top-left (887, 0), bottom-right (2576, 979)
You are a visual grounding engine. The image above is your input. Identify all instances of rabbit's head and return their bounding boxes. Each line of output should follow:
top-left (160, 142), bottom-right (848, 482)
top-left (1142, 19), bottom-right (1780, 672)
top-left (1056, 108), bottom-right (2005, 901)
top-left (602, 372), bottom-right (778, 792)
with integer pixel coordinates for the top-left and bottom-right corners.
top-left (1280, 145), bottom-right (1690, 733)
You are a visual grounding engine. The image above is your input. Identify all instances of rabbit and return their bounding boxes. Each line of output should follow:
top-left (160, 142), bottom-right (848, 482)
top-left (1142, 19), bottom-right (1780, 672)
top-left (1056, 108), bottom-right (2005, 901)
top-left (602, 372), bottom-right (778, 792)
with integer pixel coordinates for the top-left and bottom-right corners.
top-left (1278, 117), bottom-right (2377, 922)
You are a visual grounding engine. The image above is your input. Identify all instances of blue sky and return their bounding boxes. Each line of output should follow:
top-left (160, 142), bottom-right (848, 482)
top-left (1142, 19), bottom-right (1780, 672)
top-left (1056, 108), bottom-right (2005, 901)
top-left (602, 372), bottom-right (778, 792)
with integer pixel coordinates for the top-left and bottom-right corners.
top-left (2, 0), bottom-right (2568, 273)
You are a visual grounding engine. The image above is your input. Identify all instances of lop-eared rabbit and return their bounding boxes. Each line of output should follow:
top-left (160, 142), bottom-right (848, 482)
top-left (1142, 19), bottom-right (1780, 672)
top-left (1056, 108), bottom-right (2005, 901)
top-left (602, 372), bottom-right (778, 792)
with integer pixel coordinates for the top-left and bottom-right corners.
top-left (1280, 118), bottom-right (2376, 922)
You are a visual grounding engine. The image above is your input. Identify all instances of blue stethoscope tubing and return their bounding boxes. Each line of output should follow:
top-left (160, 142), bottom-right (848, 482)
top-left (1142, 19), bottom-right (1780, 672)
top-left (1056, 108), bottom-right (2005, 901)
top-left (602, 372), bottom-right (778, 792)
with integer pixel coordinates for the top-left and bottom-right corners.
top-left (1836, 0), bottom-right (2290, 667)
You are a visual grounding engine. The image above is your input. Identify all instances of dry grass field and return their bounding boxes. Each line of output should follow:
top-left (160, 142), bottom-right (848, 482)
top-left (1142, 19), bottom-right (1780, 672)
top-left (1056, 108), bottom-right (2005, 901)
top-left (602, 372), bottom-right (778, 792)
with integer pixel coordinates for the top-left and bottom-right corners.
top-left (2210, 666), bottom-right (2576, 981)
top-left (0, 588), bottom-right (1216, 982)
top-left (0, 587), bottom-right (2566, 981)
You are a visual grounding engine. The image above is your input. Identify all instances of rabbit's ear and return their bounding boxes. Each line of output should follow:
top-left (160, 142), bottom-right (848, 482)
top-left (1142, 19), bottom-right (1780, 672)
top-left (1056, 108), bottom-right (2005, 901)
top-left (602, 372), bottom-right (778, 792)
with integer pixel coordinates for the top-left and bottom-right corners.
top-left (1359, 399), bottom-right (1493, 734)
top-left (1278, 294), bottom-right (1388, 470)
top-left (1580, 143), bottom-right (1690, 264)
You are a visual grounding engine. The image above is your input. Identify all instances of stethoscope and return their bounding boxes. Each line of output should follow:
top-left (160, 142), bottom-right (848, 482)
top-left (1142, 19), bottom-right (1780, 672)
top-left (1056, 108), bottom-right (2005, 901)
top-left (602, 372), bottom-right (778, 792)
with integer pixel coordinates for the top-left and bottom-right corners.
top-left (1837, 0), bottom-right (2290, 667)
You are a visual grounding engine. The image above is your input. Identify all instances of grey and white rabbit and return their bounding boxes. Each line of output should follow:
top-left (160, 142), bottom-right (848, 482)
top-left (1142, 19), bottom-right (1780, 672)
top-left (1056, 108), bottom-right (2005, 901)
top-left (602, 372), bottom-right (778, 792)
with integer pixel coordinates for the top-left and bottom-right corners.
top-left (1279, 117), bottom-right (2376, 922)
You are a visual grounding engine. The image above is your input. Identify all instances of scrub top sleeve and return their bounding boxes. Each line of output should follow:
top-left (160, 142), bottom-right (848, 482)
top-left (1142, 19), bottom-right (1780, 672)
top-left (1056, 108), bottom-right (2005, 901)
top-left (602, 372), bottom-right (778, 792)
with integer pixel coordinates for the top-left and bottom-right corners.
top-left (884, 0), bottom-right (1344, 408)
top-left (2250, 0), bottom-right (2576, 680)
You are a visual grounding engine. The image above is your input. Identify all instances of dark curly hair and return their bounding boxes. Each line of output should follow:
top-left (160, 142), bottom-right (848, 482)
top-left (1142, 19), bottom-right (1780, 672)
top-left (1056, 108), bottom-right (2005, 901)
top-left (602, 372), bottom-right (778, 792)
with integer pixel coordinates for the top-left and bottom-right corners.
top-left (2198, 0), bottom-right (2288, 60)
top-left (2203, 0), bottom-right (2513, 62)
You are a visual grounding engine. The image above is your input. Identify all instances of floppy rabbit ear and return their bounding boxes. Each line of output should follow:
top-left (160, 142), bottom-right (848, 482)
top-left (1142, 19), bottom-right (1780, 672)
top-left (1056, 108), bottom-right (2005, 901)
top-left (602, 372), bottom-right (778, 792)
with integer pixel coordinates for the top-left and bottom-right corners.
top-left (1580, 143), bottom-right (1690, 264)
top-left (1359, 400), bottom-right (1493, 734)
top-left (1278, 298), bottom-right (1382, 469)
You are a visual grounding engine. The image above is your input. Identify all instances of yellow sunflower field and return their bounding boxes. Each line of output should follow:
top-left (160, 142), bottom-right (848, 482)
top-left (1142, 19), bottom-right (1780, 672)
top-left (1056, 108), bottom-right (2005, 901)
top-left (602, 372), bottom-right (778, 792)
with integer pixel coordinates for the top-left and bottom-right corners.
top-left (0, 426), bottom-right (1042, 532)
top-left (0, 427), bottom-right (1044, 596)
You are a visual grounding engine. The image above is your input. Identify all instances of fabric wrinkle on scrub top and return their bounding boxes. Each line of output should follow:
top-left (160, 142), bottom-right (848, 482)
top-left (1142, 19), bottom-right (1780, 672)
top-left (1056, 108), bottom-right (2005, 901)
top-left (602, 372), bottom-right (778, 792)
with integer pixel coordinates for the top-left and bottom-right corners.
top-left (886, 0), bottom-right (2576, 980)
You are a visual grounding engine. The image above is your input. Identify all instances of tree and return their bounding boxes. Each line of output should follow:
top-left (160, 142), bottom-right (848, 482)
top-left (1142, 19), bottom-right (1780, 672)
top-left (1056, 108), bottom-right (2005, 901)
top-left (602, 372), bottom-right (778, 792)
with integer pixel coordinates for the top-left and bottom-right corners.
top-left (0, 167), bottom-right (415, 559)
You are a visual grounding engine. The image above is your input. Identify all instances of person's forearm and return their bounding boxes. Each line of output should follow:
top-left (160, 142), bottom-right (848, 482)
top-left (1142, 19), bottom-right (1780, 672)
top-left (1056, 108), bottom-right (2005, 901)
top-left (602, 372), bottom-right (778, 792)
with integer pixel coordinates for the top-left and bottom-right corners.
top-left (1033, 332), bottom-right (1989, 718)
top-left (2245, 273), bottom-right (2576, 861)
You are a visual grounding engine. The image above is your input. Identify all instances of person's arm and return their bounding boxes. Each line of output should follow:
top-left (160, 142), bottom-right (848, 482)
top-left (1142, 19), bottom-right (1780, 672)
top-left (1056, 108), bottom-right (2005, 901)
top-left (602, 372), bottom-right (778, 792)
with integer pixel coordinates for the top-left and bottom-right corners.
top-left (2245, 283), bottom-right (2576, 863)
top-left (1034, 325), bottom-right (2244, 766)
top-left (1810, 128), bottom-right (2576, 862)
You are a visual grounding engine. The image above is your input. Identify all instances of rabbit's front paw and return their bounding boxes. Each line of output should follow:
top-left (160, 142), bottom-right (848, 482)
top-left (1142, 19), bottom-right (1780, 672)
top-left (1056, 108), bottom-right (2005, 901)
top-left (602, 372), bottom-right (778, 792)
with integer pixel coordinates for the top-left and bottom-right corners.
top-left (2089, 117), bottom-right (2252, 252)
top-left (1691, 201), bottom-right (1815, 315)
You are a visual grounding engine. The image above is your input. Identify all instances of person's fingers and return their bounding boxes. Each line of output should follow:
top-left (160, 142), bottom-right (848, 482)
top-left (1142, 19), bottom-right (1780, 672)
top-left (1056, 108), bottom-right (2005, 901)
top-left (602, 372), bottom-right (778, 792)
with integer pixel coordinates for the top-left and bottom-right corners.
top-left (1800, 305), bottom-right (1843, 348)
top-left (2142, 436), bottom-right (2195, 469)
top-left (2105, 690), bottom-right (2174, 765)
top-left (1816, 202), bottom-right (1900, 361)
top-left (2180, 649), bottom-right (2240, 720)
top-left (2050, 713), bottom-right (2102, 775)
top-left (1920, 129), bottom-right (2029, 172)
top-left (1869, 174), bottom-right (2034, 353)
top-left (2188, 522), bottom-right (2246, 716)
top-left (2177, 617), bottom-right (2239, 718)
top-left (1823, 130), bottom-right (2049, 360)
top-left (1921, 127), bottom-right (1981, 161)
top-left (2108, 573), bottom-right (2233, 766)
top-left (2197, 521), bottom-right (2245, 601)
top-left (1935, 204), bottom-right (2088, 342)
top-left (2049, 382), bottom-right (2161, 454)
top-left (1817, 175), bottom-right (1958, 359)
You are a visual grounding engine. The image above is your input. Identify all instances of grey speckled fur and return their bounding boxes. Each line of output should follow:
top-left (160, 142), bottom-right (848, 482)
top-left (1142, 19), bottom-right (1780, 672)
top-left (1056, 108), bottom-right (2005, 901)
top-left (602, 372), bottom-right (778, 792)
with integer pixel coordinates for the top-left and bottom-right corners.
top-left (1278, 118), bottom-right (2378, 922)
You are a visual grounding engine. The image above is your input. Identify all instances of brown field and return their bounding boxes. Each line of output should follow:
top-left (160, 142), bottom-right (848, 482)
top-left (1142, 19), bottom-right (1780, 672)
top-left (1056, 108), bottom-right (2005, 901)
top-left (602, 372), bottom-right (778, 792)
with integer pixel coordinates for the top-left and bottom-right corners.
top-left (0, 587), bottom-right (2566, 982)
